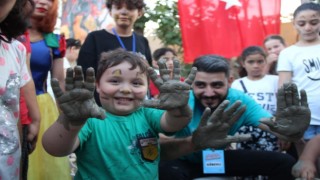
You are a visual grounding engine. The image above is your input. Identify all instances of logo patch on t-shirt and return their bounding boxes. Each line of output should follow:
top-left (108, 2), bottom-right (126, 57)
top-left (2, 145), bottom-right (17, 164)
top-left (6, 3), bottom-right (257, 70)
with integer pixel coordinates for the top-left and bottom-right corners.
top-left (138, 137), bottom-right (158, 162)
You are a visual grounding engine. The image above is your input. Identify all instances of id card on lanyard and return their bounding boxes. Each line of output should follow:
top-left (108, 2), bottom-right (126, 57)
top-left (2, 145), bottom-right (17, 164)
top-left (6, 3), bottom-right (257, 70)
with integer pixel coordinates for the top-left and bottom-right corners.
top-left (202, 149), bottom-right (225, 174)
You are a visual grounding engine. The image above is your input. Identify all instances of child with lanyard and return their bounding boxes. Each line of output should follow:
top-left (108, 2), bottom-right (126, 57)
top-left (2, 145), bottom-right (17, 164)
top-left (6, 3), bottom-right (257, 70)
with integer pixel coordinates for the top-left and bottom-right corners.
top-left (77, 0), bottom-right (152, 106)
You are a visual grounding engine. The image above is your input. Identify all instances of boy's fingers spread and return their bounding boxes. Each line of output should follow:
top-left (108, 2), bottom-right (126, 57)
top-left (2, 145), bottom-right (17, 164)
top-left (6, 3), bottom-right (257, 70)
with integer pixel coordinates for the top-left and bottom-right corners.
top-left (74, 66), bottom-right (84, 88)
top-left (172, 59), bottom-right (181, 81)
top-left (51, 78), bottom-right (63, 99)
top-left (85, 67), bottom-right (95, 83)
top-left (148, 67), bottom-right (163, 88)
top-left (84, 68), bottom-right (96, 91)
top-left (159, 69), bottom-right (171, 82)
top-left (65, 68), bottom-right (74, 91)
top-left (184, 67), bottom-right (197, 85)
top-left (158, 59), bottom-right (170, 82)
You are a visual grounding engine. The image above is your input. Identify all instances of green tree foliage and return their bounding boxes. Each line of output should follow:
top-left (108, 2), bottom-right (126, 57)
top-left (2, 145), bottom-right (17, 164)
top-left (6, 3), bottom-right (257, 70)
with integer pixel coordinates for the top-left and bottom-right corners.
top-left (134, 0), bottom-right (192, 76)
top-left (135, 0), bottom-right (181, 48)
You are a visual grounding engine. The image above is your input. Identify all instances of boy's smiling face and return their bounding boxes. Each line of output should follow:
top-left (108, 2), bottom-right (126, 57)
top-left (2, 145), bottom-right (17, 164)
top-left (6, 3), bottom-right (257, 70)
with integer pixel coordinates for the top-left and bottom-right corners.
top-left (96, 61), bottom-right (148, 115)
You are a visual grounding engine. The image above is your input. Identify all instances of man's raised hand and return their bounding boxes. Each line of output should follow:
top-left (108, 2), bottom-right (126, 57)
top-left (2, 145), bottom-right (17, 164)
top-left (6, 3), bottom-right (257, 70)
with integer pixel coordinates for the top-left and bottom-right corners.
top-left (192, 100), bottom-right (251, 150)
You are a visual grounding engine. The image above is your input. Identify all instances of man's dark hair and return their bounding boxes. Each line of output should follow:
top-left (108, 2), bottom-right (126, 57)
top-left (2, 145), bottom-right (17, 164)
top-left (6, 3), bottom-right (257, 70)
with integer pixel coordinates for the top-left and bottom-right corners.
top-left (106, 0), bottom-right (145, 10)
top-left (192, 55), bottom-right (230, 77)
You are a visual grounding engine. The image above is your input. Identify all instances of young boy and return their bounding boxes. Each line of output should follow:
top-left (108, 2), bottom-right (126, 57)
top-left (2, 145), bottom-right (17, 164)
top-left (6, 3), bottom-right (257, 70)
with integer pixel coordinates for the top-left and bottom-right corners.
top-left (77, 0), bottom-right (152, 106)
top-left (42, 48), bottom-right (197, 179)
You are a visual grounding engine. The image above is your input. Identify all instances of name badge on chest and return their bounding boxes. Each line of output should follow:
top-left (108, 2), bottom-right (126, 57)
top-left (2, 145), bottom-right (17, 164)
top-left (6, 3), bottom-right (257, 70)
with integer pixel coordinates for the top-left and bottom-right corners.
top-left (202, 149), bottom-right (225, 174)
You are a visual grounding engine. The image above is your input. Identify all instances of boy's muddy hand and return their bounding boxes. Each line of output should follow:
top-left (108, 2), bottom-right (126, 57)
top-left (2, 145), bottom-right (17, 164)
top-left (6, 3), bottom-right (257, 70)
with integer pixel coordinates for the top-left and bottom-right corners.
top-left (192, 100), bottom-right (251, 150)
top-left (143, 59), bottom-right (197, 109)
top-left (260, 83), bottom-right (311, 141)
top-left (51, 66), bottom-right (106, 129)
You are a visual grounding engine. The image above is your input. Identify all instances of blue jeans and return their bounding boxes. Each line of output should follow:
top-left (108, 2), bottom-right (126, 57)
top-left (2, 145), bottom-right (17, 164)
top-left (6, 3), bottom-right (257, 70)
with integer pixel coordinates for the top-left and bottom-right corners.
top-left (304, 125), bottom-right (320, 141)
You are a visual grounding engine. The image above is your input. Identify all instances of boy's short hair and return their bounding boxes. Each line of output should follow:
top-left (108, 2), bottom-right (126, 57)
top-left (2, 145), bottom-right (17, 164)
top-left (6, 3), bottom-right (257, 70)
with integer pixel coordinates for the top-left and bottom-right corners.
top-left (106, 0), bottom-right (145, 10)
top-left (96, 48), bottom-right (149, 82)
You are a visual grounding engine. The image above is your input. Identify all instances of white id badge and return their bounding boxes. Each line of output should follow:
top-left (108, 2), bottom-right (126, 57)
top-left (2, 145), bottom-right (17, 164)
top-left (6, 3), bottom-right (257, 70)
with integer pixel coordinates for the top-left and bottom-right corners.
top-left (202, 149), bottom-right (225, 174)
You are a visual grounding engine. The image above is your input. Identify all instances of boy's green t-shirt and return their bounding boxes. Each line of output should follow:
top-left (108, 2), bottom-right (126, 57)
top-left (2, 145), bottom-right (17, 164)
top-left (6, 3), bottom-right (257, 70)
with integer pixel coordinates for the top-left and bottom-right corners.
top-left (75, 107), bottom-right (164, 180)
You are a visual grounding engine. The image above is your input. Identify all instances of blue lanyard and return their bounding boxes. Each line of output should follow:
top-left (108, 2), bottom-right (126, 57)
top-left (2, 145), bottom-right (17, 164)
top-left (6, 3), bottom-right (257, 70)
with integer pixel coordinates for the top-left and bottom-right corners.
top-left (112, 28), bottom-right (136, 53)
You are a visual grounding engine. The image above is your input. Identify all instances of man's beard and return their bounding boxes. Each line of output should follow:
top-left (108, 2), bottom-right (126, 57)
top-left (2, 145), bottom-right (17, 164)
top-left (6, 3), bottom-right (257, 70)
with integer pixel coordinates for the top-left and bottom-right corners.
top-left (199, 96), bottom-right (225, 111)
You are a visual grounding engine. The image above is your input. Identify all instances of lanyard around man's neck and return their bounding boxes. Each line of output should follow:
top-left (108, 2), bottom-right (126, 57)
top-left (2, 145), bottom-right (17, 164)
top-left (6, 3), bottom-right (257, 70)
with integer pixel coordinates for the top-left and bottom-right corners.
top-left (112, 28), bottom-right (136, 53)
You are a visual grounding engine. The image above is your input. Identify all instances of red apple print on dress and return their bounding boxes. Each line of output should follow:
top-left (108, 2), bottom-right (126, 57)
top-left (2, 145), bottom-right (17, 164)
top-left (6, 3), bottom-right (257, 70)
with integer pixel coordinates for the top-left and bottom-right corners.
top-left (7, 155), bottom-right (14, 166)
top-left (18, 44), bottom-right (25, 52)
top-left (0, 57), bottom-right (5, 66)
top-left (23, 73), bottom-right (29, 81)
top-left (2, 42), bottom-right (9, 51)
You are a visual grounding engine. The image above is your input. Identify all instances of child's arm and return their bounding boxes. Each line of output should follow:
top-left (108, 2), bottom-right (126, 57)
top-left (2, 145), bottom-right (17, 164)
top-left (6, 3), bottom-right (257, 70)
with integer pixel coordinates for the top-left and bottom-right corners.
top-left (42, 115), bottom-right (81, 156)
top-left (42, 66), bottom-right (105, 156)
top-left (292, 135), bottom-right (320, 180)
top-left (278, 71), bottom-right (292, 88)
top-left (143, 59), bottom-right (197, 132)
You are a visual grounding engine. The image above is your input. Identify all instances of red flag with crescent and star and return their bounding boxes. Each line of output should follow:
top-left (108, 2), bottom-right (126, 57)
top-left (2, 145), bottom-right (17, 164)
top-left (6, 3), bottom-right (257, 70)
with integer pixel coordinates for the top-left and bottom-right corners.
top-left (178, 0), bottom-right (281, 63)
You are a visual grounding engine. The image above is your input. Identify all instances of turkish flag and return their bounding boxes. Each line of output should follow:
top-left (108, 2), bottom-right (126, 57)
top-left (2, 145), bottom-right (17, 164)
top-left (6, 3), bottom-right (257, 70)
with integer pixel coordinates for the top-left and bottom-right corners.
top-left (178, 0), bottom-right (281, 63)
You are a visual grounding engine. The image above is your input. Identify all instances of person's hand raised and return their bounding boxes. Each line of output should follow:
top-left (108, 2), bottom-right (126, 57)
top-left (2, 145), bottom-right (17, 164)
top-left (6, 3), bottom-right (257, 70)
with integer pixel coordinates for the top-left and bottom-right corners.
top-left (143, 58), bottom-right (197, 109)
top-left (51, 66), bottom-right (105, 130)
top-left (192, 100), bottom-right (251, 150)
top-left (260, 83), bottom-right (311, 141)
